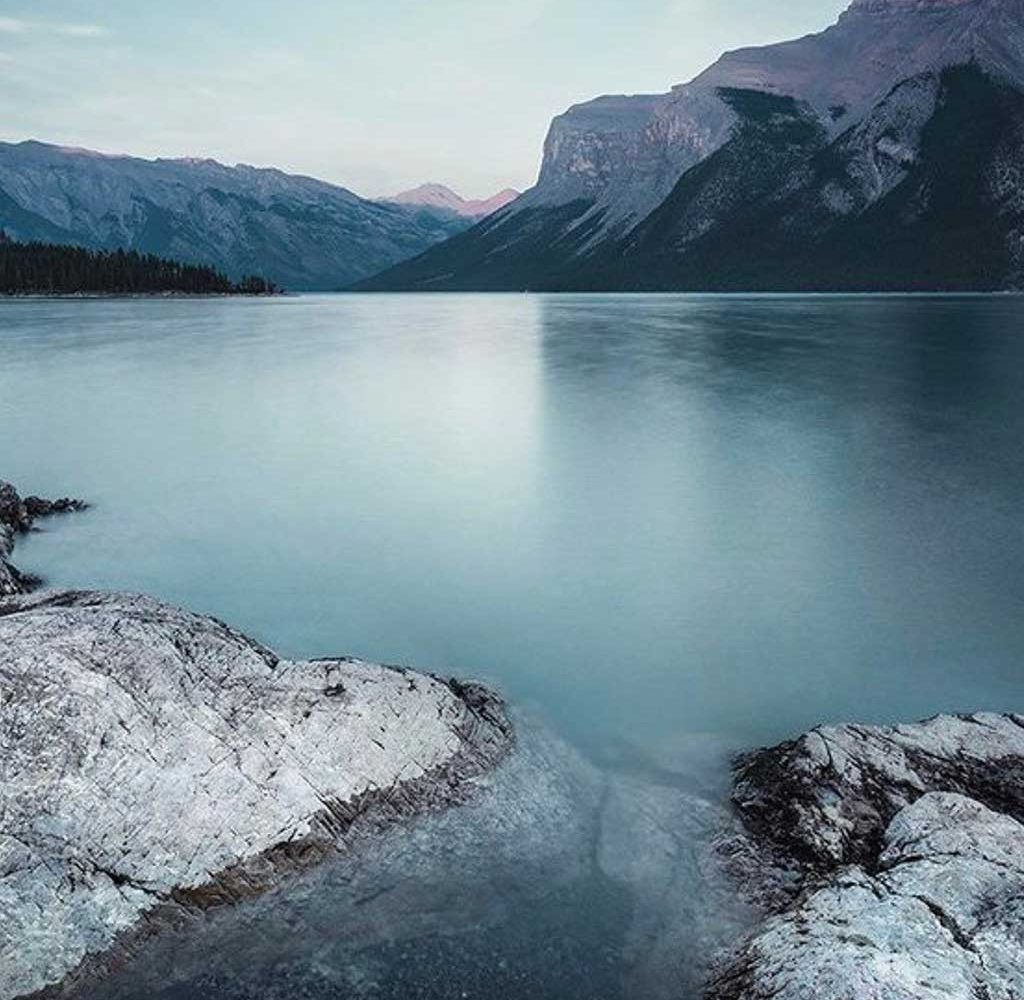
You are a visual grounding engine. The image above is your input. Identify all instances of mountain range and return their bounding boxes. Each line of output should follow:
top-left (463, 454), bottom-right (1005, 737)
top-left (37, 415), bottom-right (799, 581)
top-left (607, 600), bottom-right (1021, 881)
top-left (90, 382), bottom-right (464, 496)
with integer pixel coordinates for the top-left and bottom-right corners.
top-left (5, 0), bottom-right (1023, 293)
top-left (382, 184), bottom-right (520, 219)
top-left (360, 0), bottom-right (1024, 292)
top-left (0, 143), bottom-right (476, 290)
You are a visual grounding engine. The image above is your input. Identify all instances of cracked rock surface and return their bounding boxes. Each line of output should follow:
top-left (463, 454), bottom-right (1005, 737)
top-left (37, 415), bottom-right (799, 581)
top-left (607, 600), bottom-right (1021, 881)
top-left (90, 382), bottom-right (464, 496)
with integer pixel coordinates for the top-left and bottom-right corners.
top-left (0, 590), bottom-right (512, 1000)
top-left (732, 713), bottom-right (1024, 874)
top-left (709, 714), bottom-right (1024, 1000)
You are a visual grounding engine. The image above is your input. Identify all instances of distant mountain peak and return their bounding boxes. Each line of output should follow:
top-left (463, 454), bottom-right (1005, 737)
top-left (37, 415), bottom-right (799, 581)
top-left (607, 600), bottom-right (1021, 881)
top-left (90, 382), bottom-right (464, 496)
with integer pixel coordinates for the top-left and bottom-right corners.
top-left (0, 141), bottom-right (478, 290)
top-left (385, 184), bottom-right (520, 218)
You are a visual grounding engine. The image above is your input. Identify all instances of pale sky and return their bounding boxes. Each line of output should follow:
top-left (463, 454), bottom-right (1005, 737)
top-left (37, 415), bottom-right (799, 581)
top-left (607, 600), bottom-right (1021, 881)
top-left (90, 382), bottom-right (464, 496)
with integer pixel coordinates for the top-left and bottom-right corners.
top-left (0, 1), bottom-right (848, 199)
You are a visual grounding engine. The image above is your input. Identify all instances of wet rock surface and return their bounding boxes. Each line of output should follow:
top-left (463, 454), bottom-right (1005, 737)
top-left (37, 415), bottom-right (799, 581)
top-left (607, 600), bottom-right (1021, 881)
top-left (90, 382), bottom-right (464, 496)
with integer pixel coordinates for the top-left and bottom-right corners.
top-left (0, 480), bottom-right (87, 595)
top-left (0, 590), bottom-right (513, 1000)
top-left (710, 714), bottom-right (1024, 1000)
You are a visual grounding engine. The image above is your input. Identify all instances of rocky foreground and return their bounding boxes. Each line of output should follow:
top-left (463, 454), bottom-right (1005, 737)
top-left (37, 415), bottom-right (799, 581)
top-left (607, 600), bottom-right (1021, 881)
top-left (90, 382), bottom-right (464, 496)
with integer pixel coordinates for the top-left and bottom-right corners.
top-left (710, 714), bottom-right (1024, 1000)
top-left (4, 478), bottom-right (1023, 1000)
top-left (0, 590), bottom-right (512, 999)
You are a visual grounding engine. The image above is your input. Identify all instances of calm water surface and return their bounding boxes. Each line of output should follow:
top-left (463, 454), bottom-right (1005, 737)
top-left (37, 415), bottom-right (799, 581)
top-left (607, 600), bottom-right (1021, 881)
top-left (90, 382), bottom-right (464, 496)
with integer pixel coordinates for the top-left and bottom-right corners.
top-left (3, 293), bottom-right (1024, 997)
top-left (5, 293), bottom-right (1023, 750)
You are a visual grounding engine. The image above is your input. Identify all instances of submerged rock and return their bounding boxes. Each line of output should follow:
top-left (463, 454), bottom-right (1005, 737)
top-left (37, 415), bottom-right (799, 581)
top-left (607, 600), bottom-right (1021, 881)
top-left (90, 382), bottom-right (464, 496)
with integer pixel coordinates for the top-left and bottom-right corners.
top-left (0, 590), bottom-right (512, 1000)
top-left (52, 715), bottom-right (754, 1000)
top-left (710, 714), bottom-right (1024, 1000)
top-left (0, 480), bottom-right (87, 595)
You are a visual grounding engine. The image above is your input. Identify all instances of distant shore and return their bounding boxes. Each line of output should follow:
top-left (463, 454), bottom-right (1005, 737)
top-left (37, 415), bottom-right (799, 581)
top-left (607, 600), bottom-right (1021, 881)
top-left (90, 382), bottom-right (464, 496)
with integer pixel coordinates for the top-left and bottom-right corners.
top-left (1, 290), bottom-right (284, 300)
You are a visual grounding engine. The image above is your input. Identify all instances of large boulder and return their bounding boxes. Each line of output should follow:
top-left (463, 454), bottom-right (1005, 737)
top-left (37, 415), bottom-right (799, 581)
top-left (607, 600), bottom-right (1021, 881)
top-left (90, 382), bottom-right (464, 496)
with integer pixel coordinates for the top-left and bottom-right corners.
top-left (732, 713), bottom-right (1024, 874)
top-left (0, 590), bottom-right (512, 1000)
top-left (709, 793), bottom-right (1024, 1000)
top-left (710, 714), bottom-right (1024, 1000)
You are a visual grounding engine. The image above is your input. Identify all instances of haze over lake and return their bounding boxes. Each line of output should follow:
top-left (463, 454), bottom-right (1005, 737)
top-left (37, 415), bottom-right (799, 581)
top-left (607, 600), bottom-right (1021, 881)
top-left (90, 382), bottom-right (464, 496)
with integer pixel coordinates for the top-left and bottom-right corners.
top-left (5, 293), bottom-right (1024, 760)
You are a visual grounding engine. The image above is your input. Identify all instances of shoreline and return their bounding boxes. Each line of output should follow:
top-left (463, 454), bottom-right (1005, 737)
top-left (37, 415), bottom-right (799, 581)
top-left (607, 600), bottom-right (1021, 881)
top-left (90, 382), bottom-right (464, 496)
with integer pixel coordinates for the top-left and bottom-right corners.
top-left (0, 479), bottom-right (515, 1000)
top-left (0, 482), bottom-right (87, 595)
top-left (3, 476), bottom-right (1022, 999)
top-left (1, 291), bottom-right (285, 300)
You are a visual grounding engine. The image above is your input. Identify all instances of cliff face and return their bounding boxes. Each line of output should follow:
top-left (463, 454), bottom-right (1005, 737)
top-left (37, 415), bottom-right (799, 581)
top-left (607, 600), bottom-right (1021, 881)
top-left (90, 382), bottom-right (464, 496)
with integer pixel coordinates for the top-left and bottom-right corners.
top-left (360, 0), bottom-right (1024, 291)
top-left (0, 143), bottom-right (472, 290)
top-left (529, 0), bottom-right (1024, 224)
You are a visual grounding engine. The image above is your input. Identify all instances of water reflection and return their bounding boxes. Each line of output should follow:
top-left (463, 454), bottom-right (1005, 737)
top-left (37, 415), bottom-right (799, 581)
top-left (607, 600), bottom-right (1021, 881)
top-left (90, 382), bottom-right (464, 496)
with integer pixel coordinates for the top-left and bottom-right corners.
top-left (5, 293), bottom-right (1024, 998)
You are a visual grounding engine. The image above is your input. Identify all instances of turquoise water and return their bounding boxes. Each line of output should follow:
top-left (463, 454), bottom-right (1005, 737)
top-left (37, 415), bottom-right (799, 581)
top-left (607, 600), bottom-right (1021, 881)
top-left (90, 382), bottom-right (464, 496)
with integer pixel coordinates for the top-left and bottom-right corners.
top-left (5, 293), bottom-right (1024, 999)
top-left (4, 293), bottom-right (1024, 756)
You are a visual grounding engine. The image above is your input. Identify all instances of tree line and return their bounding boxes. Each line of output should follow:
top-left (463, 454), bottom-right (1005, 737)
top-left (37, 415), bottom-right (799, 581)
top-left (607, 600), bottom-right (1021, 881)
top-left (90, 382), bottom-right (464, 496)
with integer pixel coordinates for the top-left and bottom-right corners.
top-left (0, 231), bottom-right (278, 295)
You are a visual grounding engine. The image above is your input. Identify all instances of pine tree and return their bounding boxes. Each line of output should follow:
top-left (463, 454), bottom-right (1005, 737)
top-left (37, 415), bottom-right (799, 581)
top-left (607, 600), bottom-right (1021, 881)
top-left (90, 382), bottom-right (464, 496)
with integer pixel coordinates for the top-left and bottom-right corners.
top-left (0, 236), bottom-right (278, 295)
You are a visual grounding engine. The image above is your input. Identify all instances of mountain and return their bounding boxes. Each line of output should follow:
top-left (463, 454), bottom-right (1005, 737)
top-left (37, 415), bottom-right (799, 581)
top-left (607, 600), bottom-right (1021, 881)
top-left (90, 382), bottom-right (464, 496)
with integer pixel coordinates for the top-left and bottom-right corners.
top-left (360, 0), bottom-right (1024, 292)
top-left (0, 142), bottom-right (473, 290)
top-left (384, 184), bottom-right (521, 218)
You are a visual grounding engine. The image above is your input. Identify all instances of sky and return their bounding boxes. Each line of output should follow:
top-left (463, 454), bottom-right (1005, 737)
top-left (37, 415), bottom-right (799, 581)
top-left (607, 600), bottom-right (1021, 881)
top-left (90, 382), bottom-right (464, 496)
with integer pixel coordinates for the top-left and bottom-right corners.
top-left (0, 1), bottom-right (848, 199)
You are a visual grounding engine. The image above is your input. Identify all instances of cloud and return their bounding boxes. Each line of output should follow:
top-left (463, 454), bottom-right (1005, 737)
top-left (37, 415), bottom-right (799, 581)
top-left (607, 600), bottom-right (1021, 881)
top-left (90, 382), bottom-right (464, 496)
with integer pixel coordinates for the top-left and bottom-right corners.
top-left (0, 17), bottom-right (108, 38)
top-left (57, 25), bottom-right (109, 39)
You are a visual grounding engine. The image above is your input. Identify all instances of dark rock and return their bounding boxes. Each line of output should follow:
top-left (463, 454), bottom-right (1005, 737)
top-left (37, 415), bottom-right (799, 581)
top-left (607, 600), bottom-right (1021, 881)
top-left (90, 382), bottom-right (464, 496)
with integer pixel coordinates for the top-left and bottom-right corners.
top-left (0, 479), bottom-right (87, 595)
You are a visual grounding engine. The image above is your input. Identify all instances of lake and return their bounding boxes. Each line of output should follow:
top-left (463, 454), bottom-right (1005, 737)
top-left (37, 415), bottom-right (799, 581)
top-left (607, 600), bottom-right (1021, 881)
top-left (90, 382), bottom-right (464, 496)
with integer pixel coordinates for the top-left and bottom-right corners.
top-left (4, 293), bottom-right (1024, 997)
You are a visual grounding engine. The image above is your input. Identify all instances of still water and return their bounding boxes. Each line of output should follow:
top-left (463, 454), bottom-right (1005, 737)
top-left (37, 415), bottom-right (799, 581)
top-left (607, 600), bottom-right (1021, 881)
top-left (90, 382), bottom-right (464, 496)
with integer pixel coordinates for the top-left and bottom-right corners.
top-left (5, 293), bottom-right (1024, 751)
top-left (3, 293), bottom-right (1024, 997)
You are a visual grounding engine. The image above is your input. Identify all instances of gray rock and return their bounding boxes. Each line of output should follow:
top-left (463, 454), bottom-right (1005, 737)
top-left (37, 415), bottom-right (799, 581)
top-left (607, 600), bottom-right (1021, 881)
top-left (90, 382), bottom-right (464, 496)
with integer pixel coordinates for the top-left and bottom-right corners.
top-left (710, 714), bottom-right (1024, 999)
top-left (708, 793), bottom-right (1024, 1000)
top-left (27, 693), bottom-right (755, 1000)
top-left (528, 0), bottom-right (1024, 230)
top-left (731, 712), bottom-right (1024, 875)
top-left (0, 590), bottom-right (512, 1000)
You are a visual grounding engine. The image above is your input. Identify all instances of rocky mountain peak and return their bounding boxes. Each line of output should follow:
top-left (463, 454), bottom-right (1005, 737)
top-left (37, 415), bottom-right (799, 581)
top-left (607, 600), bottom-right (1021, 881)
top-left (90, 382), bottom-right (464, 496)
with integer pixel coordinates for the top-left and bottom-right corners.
top-left (520, 0), bottom-right (1024, 230)
top-left (844, 0), bottom-right (982, 14)
top-left (385, 183), bottom-right (520, 219)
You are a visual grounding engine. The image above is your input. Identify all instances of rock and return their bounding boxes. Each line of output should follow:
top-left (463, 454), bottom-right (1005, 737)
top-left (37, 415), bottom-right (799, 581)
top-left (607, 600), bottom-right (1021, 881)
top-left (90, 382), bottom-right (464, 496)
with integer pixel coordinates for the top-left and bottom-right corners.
top-left (527, 0), bottom-right (1024, 228)
top-left (710, 714), bottom-right (1024, 1000)
top-left (731, 712), bottom-right (1024, 875)
top-left (0, 480), bottom-right (87, 596)
top-left (707, 793), bottom-right (1024, 1000)
top-left (0, 590), bottom-right (513, 1000)
top-left (54, 710), bottom-right (614, 1000)
top-left (31, 696), bottom-right (756, 1000)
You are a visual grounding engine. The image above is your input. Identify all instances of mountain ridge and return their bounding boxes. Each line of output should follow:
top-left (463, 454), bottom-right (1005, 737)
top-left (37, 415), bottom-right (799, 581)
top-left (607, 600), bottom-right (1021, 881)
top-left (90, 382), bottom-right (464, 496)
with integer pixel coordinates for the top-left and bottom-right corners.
top-left (358, 0), bottom-right (1024, 292)
top-left (0, 141), bottom-right (474, 290)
